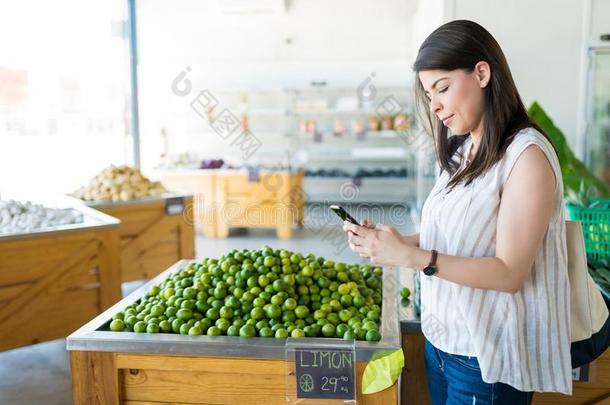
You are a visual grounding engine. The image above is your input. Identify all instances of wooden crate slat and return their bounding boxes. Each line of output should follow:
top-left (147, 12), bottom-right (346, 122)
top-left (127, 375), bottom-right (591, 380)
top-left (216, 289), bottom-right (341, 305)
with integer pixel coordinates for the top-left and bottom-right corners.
top-left (98, 197), bottom-right (195, 282)
top-left (49, 254), bottom-right (100, 294)
top-left (0, 286), bottom-right (100, 349)
top-left (0, 237), bottom-right (97, 284)
top-left (119, 219), bottom-right (179, 272)
top-left (0, 228), bottom-right (120, 351)
top-left (116, 354), bottom-right (286, 374)
top-left (120, 368), bottom-right (286, 404)
top-left (122, 254), bottom-right (180, 282)
top-left (0, 239), bottom-right (99, 324)
top-left (110, 353), bottom-right (398, 404)
top-left (0, 282), bottom-right (30, 303)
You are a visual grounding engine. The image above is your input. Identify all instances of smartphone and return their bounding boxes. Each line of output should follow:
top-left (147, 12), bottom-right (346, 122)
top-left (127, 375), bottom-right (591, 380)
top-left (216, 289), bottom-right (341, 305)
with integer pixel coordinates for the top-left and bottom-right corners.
top-left (329, 205), bottom-right (361, 226)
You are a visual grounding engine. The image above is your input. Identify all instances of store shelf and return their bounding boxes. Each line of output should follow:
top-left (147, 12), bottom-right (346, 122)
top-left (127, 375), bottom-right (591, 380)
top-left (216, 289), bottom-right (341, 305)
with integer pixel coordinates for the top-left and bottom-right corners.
top-left (303, 177), bottom-right (415, 204)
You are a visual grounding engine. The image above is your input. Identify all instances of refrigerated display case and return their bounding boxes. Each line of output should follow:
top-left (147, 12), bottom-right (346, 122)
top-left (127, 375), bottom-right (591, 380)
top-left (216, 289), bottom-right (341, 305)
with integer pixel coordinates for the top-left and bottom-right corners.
top-left (584, 48), bottom-right (610, 185)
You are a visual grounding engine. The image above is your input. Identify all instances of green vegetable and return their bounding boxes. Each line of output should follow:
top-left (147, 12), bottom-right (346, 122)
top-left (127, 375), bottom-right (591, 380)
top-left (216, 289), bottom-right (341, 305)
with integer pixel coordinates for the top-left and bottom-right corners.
top-left (400, 287), bottom-right (411, 300)
top-left (109, 247), bottom-right (383, 341)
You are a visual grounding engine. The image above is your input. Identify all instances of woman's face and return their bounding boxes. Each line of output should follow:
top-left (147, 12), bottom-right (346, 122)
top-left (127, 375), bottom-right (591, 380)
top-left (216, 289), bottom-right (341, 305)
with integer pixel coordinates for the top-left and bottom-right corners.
top-left (418, 64), bottom-right (489, 136)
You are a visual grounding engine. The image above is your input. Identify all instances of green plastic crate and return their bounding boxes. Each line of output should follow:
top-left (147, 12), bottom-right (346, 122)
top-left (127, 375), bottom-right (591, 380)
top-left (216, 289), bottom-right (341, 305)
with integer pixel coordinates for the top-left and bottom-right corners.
top-left (566, 198), bottom-right (610, 261)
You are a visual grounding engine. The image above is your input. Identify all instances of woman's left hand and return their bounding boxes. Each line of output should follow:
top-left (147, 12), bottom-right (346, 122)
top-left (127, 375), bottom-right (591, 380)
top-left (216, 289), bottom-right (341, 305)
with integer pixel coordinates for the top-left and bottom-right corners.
top-left (342, 221), bottom-right (415, 266)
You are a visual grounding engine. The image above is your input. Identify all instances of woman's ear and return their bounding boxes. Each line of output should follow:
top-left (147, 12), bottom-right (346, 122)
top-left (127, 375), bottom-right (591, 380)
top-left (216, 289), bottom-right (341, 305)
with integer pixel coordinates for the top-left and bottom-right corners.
top-left (474, 61), bottom-right (491, 88)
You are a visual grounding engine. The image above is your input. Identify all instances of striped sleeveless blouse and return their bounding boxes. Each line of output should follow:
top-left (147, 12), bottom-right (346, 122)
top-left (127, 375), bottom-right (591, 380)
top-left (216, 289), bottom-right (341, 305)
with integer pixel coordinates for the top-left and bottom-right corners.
top-left (419, 127), bottom-right (572, 394)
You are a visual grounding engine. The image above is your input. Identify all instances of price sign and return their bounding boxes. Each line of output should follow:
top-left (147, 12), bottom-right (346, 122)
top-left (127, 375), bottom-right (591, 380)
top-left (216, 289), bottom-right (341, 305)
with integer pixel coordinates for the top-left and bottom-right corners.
top-left (295, 348), bottom-right (355, 400)
top-left (164, 197), bottom-right (185, 215)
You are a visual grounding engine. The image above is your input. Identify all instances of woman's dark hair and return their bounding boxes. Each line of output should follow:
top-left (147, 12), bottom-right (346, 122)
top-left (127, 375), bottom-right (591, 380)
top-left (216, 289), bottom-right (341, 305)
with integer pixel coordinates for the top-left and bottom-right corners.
top-left (413, 19), bottom-right (552, 189)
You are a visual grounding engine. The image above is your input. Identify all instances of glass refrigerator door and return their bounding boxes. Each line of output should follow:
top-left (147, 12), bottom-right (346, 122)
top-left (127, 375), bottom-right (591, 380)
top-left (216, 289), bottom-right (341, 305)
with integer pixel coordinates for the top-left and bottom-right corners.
top-left (586, 48), bottom-right (610, 185)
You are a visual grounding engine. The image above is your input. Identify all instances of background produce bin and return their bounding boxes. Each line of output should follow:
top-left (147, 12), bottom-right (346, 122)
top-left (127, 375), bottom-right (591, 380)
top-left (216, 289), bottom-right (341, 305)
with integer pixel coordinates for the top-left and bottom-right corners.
top-left (67, 260), bottom-right (401, 405)
top-left (159, 169), bottom-right (305, 240)
top-left (0, 202), bottom-right (121, 351)
top-left (85, 193), bottom-right (195, 282)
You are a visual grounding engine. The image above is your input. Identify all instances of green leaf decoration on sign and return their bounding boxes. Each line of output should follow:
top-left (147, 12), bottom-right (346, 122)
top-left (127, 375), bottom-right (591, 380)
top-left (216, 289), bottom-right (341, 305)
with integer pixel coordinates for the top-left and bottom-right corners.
top-left (361, 349), bottom-right (404, 395)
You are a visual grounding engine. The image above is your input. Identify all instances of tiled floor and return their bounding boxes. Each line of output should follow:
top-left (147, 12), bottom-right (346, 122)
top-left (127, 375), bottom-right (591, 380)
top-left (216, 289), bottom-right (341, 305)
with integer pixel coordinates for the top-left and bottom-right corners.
top-left (0, 204), bottom-right (415, 405)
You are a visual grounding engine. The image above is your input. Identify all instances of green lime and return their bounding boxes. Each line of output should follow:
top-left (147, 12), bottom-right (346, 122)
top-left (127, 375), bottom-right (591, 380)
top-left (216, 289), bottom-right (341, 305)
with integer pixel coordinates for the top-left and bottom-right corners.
top-left (219, 306), bottom-right (233, 319)
top-left (109, 319), bottom-right (125, 331)
top-left (365, 329), bottom-right (381, 342)
top-left (321, 323), bottom-right (336, 337)
top-left (343, 329), bottom-right (355, 340)
top-left (171, 319), bottom-right (184, 333)
top-left (265, 304), bottom-right (282, 319)
top-left (363, 320), bottom-right (378, 331)
top-left (206, 326), bottom-right (221, 336)
top-left (133, 321), bottom-right (147, 333)
top-left (336, 323), bottom-right (349, 337)
top-left (400, 287), bottom-right (411, 299)
top-left (176, 308), bottom-right (193, 321)
top-left (146, 323), bottom-right (160, 333)
top-left (275, 328), bottom-right (289, 338)
top-left (283, 298), bottom-right (297, 311)
top-left (227, 325), bottom-right (240, 336)
top-left (206, 308), bottom-right (220, 321)
top-left (294, 305), bottom-right (309, 319)
top-left (291, 328), bottom-right (305, 338)
top-left (259, 327), bottom-right (274, 337)
top-left (339, 309), bottom-right (352, 322)
top-left (366, 311), bottom-right (380, 322)
top-left (179, 323), bottom-right (191, 335)
top-left (216, 318), bottom-right (230, 332)
top-left (250, 307), bottom-right (265, 320)
top-left (239, 324), bottom-right (257, 337)
top-left (159, 320), bottom-right (171, 333)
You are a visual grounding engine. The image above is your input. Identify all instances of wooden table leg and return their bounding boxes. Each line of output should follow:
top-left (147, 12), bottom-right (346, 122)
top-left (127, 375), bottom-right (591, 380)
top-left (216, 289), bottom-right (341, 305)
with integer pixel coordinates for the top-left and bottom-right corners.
top-left (70, 351), bottom-right (119, 405)
top-left (401, 333), bottom-right (431, 405)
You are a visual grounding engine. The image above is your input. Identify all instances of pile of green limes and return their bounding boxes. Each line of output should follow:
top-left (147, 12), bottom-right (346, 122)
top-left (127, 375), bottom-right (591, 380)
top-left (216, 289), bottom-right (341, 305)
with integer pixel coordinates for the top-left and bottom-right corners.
top-left (108, 247), bottom-right (383, 341)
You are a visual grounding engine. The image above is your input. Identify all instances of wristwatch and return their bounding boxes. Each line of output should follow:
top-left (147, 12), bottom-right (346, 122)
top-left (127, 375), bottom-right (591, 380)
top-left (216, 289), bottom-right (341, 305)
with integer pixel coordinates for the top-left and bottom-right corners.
top-left (423, 250), bottom-right (438, 276)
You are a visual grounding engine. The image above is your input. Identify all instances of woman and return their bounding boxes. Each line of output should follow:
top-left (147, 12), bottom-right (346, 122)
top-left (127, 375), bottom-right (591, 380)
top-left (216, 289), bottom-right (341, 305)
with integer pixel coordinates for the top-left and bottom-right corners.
top-left (343, 20), bottom-right (571, 403)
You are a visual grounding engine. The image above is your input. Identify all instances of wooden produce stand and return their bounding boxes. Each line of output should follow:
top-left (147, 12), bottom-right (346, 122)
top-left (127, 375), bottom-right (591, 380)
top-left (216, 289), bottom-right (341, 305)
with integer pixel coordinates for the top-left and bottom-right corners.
top-left (159, 169), bottom-right (304, 240)
top-left (0, 204), bottom-right (121, 351)
top-left (397, 268), bottom-right (610, 405)
top-left (67, 260), bottom-right (401, 405)
top-left (85, 193), bottom-right (195, 282)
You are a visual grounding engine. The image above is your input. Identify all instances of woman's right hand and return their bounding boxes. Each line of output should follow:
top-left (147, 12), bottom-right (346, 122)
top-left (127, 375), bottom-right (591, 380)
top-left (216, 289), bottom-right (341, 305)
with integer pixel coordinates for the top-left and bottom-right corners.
top-left (361, 219), bottom-right (376, 229)
top-left (359, 220), bottom-right (418, 247)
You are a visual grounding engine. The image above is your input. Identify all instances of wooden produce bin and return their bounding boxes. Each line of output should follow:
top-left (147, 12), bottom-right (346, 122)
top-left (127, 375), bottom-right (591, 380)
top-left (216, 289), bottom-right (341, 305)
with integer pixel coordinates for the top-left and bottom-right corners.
top-left (67, 260), bottom-right (401, 405)
top-left (85, 194), bottom-right (195, 282)
top-left (159, 169), bottom-right (304, 240)
top-left (0, 204), bottom-right (121, 351)
top-left (397, 268), bottom-right (610, 405)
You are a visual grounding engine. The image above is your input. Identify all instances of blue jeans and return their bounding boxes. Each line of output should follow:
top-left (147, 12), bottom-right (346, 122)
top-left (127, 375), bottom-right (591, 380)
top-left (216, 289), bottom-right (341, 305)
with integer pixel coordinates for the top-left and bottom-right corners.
top-left (425, 339), bottom-right (533, 405)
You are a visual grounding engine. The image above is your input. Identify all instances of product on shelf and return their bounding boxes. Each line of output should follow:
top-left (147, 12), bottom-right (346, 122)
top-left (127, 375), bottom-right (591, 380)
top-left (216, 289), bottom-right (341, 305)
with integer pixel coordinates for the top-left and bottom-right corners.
top-left (108, 247), bottom-right (383, 341)
top-left (367, 116), bottom-right (381, 131)
top-left (0, 199), bottom-right (83, 235)
top-left (156, 153), bottom-right (200, 170)
top-left (351, 119), bottom-right (365, 137)
top-left (393, 113), bottom-right (411, 132)
top-left (74, 165), bottom-right (166, 202)
top-left (380, 116), bottom-right (393, 131)
top-left (333, 119), bottom-right (347, 137)
top-left (200, 159), bottom-right (225, 170)
top-left (304, 167), bottom-right (409, 178)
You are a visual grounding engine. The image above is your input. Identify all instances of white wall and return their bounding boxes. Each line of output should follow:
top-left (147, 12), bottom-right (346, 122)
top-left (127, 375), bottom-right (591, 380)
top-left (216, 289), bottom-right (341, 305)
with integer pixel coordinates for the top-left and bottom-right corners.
top-left (446, 0), bottom-right (586, 153)
top-left (137, 0), bottom-right (417, 87)
top-left (136, 0), bottom-right (420, 170)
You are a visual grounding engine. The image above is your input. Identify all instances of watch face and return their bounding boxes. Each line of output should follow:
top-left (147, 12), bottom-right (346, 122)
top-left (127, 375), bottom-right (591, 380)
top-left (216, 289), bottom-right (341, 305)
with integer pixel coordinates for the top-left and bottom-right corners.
top-left (423, 266), bottom-right (436, 276)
